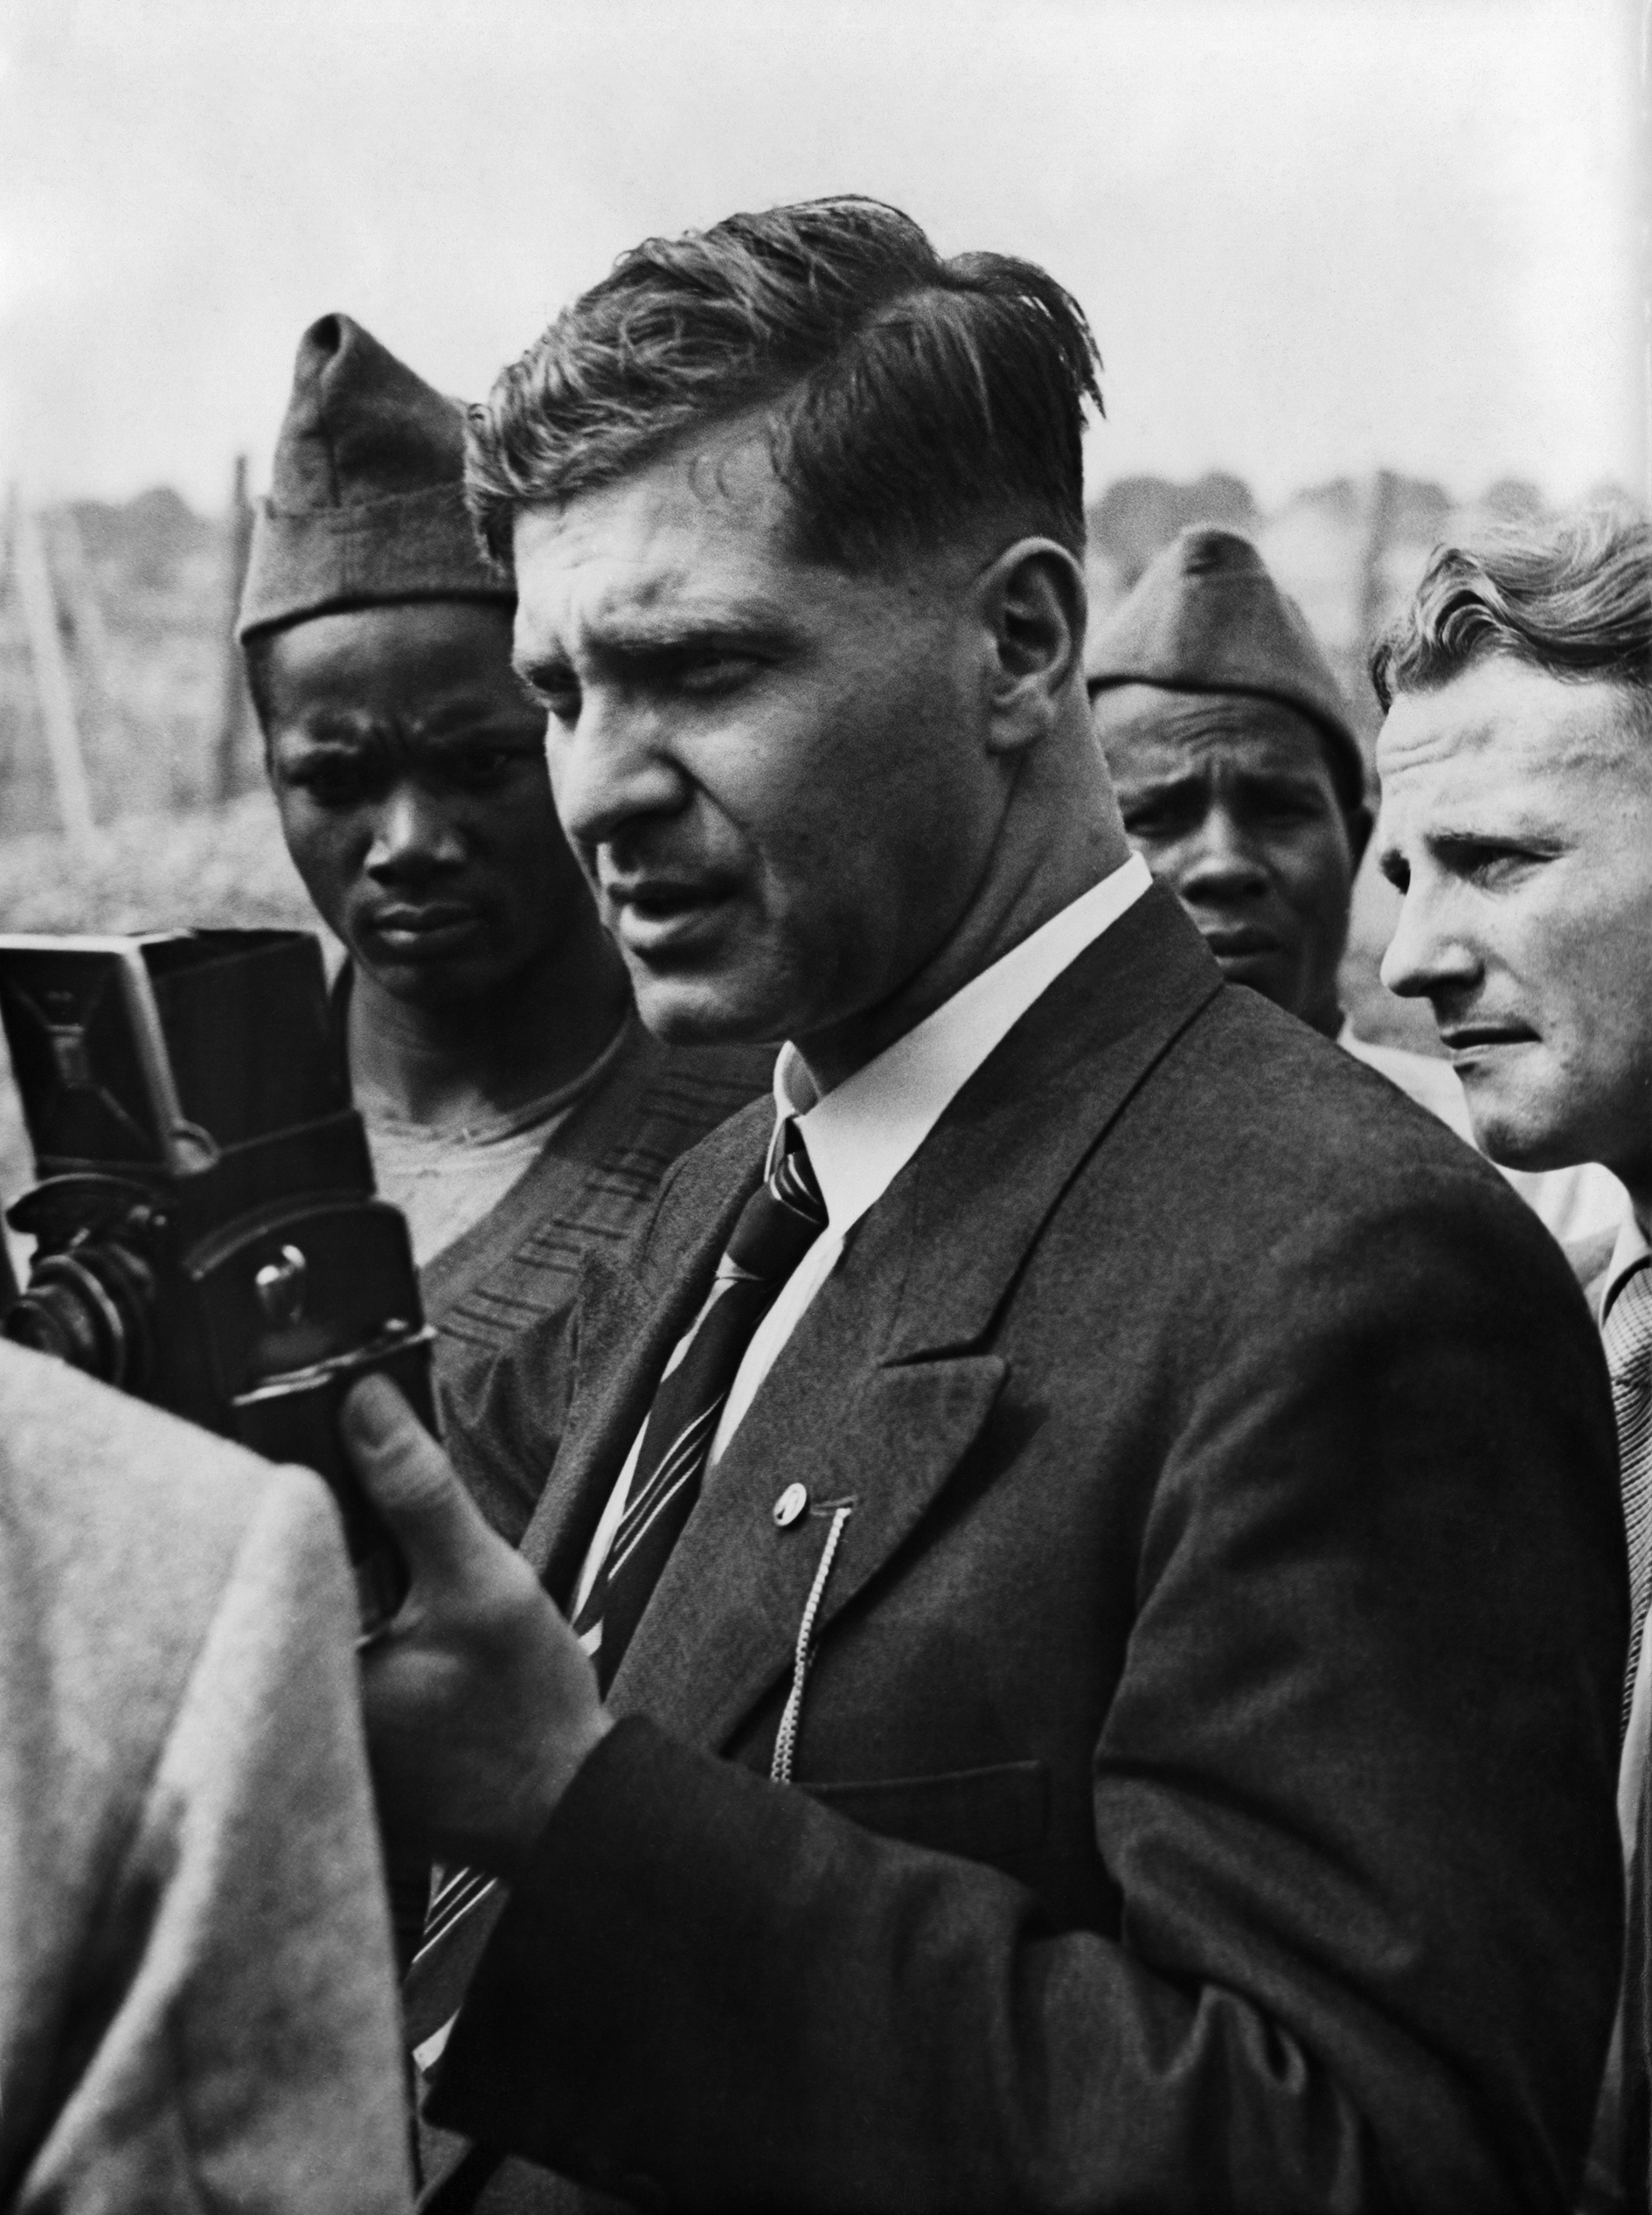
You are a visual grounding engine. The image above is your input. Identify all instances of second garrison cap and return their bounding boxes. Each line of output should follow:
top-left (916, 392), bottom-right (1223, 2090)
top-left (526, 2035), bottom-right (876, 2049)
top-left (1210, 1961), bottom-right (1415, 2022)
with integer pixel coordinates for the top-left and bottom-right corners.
top-left (1086, 526), bottom-right (1364, 803)
top-left (237, 313), bottom-right (512, 640)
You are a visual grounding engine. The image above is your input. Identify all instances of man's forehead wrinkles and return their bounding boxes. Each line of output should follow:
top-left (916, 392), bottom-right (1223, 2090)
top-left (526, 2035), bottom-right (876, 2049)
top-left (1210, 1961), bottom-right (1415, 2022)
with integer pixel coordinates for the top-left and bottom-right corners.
top-left (1107, 723), bottom-right (1325, 782)
top-left (524, 566), bottom-right (799, 664)
top-left (1377, 707), bottom-right (1507, 773)
top-left (1378, 729), bottom-right (1601, 827)
top-left (1379, 673), bottom-right (1634, 781)
top-left (1105, 693), bottom-right (1323, 745)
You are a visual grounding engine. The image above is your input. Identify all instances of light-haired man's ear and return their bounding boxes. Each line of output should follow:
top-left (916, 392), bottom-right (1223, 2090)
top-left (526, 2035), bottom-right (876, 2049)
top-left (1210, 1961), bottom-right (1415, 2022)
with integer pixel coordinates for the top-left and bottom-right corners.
top-left (980, 538), bottom-right (1088, 753)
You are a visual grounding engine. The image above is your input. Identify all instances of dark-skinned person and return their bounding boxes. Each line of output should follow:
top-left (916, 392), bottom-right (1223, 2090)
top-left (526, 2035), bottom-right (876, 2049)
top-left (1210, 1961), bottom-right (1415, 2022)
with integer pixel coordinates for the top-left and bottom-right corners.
top-left (338, 201), bottom-right (1623, 2214)
top-left (1088, 524), bottom-right (1623, 1247)
top-left (237, 316), bottom-right (772, 1545)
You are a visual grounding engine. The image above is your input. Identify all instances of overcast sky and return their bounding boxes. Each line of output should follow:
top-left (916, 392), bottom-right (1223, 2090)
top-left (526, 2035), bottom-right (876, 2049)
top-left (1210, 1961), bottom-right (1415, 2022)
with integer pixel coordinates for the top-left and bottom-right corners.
top-left (1, 0), bottom-right (1644, 513)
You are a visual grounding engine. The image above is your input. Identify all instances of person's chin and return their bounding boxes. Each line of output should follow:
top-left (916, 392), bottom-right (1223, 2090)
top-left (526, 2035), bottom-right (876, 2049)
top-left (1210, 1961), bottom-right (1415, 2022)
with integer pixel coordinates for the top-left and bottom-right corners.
top-left (1454, 1053), bottom-right (1582, 1170)
top-left (361, 945), bottom-right (508, 1009)
top-left (620, 929), bottom-right (798, 1048)
top-left (627, 968), bottom-right (785, 1048)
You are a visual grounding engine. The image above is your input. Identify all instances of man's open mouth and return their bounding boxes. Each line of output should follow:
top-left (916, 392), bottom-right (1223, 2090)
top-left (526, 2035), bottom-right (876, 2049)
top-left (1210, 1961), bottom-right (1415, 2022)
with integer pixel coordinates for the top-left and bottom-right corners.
top-left (607, 878), bottom-right (734, 956)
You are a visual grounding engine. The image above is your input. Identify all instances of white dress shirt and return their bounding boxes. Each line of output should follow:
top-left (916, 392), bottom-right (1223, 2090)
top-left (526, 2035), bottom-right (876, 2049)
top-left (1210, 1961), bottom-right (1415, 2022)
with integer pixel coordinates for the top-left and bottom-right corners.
top-left (571, 853), bottom-right (1152, 1616)
top-left (1600, 1212), bottom-right (1652, 1332)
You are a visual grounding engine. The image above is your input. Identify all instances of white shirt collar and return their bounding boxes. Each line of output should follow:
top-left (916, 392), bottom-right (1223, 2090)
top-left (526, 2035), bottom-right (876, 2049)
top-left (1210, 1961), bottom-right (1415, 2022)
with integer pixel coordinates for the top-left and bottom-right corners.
top-left (769, 852), bottom-right (1152, 1240)
top-left (1602, 1209), bottom-right (1652, 1323)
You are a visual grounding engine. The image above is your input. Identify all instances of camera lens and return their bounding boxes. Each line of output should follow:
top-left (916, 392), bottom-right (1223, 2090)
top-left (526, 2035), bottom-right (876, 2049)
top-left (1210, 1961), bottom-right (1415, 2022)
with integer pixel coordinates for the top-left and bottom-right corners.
top-left (3, 1243), bottom-right (153, 1390)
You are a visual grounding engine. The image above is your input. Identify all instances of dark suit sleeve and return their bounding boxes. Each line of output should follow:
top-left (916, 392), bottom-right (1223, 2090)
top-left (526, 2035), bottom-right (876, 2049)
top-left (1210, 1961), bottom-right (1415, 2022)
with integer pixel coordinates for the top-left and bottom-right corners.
top-left (429, 1169), bottom-right (1626, 2214)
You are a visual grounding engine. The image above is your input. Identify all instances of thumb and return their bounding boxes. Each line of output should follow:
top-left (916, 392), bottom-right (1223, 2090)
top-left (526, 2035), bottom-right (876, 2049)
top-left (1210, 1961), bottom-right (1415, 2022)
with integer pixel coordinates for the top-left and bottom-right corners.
top-left (342, 1374), bottom-right (493, 1589)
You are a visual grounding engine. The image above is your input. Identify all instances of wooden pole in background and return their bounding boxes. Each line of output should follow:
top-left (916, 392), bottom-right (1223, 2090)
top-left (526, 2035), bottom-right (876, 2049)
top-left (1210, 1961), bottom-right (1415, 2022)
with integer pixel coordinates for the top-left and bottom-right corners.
top-left (49, 506), bottom-right (117, 733)
top-left (213, 454), bottom-right (255, 804)
top-left (10, 490), bottom-right (97, 857)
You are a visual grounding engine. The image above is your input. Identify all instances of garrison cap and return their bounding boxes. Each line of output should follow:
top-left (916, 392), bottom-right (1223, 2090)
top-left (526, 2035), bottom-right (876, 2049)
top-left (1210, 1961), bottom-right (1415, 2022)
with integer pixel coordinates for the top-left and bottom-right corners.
top-left (1086, 526), bottom-right (1364, 804)
top-left (237, 313), bottom-right (512, 640)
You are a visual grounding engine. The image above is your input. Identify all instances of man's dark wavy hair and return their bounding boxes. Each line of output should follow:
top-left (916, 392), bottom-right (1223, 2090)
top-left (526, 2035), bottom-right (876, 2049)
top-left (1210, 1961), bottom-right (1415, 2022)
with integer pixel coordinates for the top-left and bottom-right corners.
top-left (1371, 506), bottom-right (1652, 726)
top-left (466, 197), bottom-right (1103, 573)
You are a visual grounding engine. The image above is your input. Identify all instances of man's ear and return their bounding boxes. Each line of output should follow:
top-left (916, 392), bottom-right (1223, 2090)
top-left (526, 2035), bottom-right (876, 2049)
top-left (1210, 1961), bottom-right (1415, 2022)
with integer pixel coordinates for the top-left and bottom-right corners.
top-left (977, 538), bottom-right (1087, 755)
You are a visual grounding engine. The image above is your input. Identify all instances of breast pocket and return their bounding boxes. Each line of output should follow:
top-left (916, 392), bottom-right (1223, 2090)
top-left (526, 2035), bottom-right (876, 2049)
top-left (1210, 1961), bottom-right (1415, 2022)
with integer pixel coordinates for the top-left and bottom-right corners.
top-left (804, 1760), bottom-right (1049, 1861)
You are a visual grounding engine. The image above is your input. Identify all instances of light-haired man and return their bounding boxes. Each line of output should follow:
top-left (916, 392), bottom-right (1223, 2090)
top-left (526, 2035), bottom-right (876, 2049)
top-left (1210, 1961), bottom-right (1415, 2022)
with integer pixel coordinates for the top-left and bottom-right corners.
top-left (346, 201), bottom-right (1624, 2213)
top-left (1089, 524), bottom-right (1621, 1245)
top-left (1371, 506), bottom-right (1652, 2208)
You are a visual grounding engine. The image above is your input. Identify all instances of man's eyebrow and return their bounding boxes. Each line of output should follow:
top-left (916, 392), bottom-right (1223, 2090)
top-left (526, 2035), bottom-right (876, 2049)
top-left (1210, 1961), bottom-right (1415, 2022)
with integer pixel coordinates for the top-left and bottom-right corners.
top-left (1111, 766), bottom-right (1202, 799)
top-left (515, 603), bottom-right (801, 688)
top-left (410, 697), bottom-right (544, 740)
top-left (282, 711), bottom-right (378, 746)
top-left (606, 593), bottom-right (798, 642)
top-left (1379, 823), bottom-right (1565, 878)
top-left (1426, 822), bottom-right (1556, 852)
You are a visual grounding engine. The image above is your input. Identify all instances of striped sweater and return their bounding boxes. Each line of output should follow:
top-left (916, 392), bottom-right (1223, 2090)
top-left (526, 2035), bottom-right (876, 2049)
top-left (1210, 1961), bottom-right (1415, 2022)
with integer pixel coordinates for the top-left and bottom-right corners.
top-left (419, 1014), bottom-right (773, 1543)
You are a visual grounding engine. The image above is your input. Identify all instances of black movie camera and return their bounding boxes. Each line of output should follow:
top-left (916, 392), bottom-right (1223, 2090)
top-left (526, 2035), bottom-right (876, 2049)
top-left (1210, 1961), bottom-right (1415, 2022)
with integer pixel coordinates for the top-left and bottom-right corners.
top-left (0, 927), bottom-right (433, 1635)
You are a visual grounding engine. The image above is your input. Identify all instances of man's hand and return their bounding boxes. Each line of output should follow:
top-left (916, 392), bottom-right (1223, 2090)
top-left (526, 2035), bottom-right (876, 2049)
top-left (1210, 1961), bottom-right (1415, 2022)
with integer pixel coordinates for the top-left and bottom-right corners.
top-left (341, 1374), bottom-right (612, 1878)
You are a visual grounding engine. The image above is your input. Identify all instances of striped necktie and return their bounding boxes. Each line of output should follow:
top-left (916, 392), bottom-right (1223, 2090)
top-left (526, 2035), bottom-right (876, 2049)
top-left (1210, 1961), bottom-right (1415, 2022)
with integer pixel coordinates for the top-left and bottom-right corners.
top-left (401, 1121), bottom-right (828, 2063)
top-left (570, 1118), bottom-right (827, 1690)
top-left (1607, 1261), bottom-right (1652, 1729)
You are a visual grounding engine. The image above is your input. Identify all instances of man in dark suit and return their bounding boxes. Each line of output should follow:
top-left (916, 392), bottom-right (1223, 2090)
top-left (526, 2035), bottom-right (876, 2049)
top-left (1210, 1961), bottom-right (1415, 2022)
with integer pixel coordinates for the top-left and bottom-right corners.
top-left (344, 198), bottom-right (1625, 2212)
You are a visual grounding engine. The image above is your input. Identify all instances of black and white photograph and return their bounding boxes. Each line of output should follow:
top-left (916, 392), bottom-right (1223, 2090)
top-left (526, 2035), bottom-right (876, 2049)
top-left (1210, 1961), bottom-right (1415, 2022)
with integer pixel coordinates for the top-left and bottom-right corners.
top-left (1, 1), bottom-right (1649, 2207)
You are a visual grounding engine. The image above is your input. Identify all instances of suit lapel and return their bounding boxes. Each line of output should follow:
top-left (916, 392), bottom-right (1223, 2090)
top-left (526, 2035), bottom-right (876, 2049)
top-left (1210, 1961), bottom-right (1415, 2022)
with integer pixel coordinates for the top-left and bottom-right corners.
top-left (889, 882), bottom-right (1219, 1361)
top-left (606, 1187), bottom-right (1010, 1747)
top-left (606, 885), bottom-right (1221, 1758)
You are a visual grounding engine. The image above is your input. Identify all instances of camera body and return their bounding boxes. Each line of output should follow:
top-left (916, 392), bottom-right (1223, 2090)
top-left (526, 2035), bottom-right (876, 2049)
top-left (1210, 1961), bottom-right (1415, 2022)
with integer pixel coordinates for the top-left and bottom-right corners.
top-left (0, 927), bottom-right (431, 1632)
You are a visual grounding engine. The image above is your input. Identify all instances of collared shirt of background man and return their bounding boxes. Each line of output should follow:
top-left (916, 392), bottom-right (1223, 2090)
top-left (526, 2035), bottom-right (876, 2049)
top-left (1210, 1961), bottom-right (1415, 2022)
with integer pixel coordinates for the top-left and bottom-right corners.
top-left (1371, 507), bottom-right (1652, 2210)
top-left (1088, 523), bottom-right (1622, 1247)
top-left (342, 198), bottom-right (1624, 2215)
top-left (237, 314), bottom-right (770, 1545)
